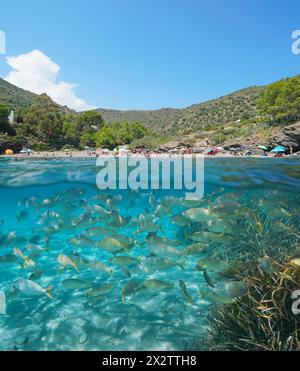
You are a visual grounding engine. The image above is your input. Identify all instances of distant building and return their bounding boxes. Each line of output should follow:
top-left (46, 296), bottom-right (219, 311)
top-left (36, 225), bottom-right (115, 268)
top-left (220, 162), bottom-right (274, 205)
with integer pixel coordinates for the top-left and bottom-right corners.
top-left (8, 110), bottom-right (14, 125)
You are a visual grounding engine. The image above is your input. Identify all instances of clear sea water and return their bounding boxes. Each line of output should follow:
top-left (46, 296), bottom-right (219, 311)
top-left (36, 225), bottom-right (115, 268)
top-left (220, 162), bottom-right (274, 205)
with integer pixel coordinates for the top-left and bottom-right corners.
top-left (0, 157), bottom-right (299, 350)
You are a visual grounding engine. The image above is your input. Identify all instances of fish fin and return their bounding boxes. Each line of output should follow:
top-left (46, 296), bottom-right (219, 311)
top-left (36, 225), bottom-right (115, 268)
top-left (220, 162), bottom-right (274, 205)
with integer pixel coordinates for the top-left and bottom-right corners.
top-left (178, 261), bottom-right (186, 270)
top-left (73, 264), bottom-right (80, 273)
top-left (24, 257), bottom-right (32, 267)
top-left (121, 288), bottom-right (126, 304)
top-left (203, 269), bottom-right (215, 288)
top-left (46, 286), bottom-right (54, 299)
top-left (121, 268), bottom-right (131, 278)
top-left (137, 240), bottom-right (146, 248)
top-left (199, 290), bottom-right (206, 298)
top-left (146, 253), bottom-right (156, 259)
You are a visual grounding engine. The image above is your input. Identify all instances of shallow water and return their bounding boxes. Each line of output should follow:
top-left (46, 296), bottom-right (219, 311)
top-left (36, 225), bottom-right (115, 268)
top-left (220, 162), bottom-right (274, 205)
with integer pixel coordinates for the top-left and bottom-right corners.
top-left (0, 157), bottom-right (299, 350)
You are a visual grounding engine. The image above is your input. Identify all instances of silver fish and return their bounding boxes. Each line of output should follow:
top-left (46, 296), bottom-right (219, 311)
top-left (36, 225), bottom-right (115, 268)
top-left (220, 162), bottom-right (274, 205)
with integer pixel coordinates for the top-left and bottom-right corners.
top-left (179, 280), bottom-right (193, 304)
top-left (14, 279), bottom-right (53, 299)
top-left (62, 279), bottom-right (91, 290)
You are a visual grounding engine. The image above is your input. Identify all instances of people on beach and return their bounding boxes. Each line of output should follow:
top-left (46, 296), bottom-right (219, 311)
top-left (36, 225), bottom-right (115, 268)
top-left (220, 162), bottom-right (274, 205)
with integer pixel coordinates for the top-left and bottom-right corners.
top-left (0, 144), bottom-right (297, 158)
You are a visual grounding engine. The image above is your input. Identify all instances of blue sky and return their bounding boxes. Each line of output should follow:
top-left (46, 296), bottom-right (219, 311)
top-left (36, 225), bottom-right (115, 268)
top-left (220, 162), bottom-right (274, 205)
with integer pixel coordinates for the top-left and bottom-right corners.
top-left (1, 0), bottom-right (300, 110)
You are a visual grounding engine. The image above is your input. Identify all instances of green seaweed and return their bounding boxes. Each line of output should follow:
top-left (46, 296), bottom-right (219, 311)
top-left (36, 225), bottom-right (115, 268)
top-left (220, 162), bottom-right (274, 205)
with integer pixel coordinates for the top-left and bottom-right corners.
top-left (203, 257), bottom-right (300, 351)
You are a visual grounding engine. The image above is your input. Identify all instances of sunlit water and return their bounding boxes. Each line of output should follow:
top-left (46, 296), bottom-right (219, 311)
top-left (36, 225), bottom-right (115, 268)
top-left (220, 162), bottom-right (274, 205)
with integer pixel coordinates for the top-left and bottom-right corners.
top-left (0, 157), bottom-right (299, 350)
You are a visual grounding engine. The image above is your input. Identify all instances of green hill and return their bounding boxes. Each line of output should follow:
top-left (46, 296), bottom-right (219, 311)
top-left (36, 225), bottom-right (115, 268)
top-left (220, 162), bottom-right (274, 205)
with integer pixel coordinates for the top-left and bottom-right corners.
top-left (96, 86), bottom-right (264, 135)
top-left (0, 77), bottom-right (36, 111)
top-left (173, 86), bottom-right (263, 134)
top-left (96, 107), bottom-right (182, 132)
top-left (0, 77), bottom-right (270, 136)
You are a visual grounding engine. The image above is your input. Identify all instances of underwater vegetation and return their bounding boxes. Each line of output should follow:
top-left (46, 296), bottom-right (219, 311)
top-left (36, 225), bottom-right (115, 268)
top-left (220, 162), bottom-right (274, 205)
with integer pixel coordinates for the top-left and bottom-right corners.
top-left (0, 158), bottom-right (300, 351)
top-left (204, 256), bottom-right (300, 351)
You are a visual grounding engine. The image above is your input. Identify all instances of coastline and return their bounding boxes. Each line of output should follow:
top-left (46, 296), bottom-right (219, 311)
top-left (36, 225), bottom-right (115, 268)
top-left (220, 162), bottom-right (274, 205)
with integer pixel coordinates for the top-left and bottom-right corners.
top-left (0, 151), bottom-right (298, 159)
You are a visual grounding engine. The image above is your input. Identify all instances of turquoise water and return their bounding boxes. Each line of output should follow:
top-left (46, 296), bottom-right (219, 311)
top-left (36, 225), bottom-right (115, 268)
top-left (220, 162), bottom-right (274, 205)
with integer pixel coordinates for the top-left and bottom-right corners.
top-left (0, 157), bottom-right (299, 350)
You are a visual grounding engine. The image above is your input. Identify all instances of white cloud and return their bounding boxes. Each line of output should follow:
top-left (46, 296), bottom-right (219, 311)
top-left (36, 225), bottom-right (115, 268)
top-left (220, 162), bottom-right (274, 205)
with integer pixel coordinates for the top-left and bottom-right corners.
top-left (4, 50), bottom-right (94, 111)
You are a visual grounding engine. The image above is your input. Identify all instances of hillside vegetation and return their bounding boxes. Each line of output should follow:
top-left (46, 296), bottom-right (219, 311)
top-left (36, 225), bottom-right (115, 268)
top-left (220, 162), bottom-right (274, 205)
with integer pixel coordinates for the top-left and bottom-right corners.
top-left (96, 107), bottom-right (181, 132)
top-left (0, 78), bottom-right (36, 111)
top-left (97, 86), bottom-right (263, 135)
top-left (1, 74), bottom-right (300, 152)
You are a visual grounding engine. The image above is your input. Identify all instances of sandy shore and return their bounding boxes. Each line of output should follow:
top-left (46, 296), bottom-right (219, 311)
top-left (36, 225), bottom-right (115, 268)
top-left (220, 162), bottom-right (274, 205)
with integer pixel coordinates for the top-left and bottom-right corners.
top-left (0, 150), bottom-right (298, 159)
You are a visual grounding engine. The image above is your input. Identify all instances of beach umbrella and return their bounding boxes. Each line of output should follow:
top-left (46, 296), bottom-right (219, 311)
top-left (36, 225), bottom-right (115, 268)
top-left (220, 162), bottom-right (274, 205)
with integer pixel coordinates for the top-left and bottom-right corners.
top-left (271, 146), bottom-right (286, 153)
top-left (5, 149), bottom-right (14, 155)
top-left (258, 145), bottom-right (269, 151)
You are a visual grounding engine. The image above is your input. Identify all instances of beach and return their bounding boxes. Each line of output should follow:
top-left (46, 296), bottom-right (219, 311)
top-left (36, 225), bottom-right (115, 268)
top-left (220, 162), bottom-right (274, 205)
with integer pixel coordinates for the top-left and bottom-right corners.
top-left (0, 150), bottom-right (298, 159)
